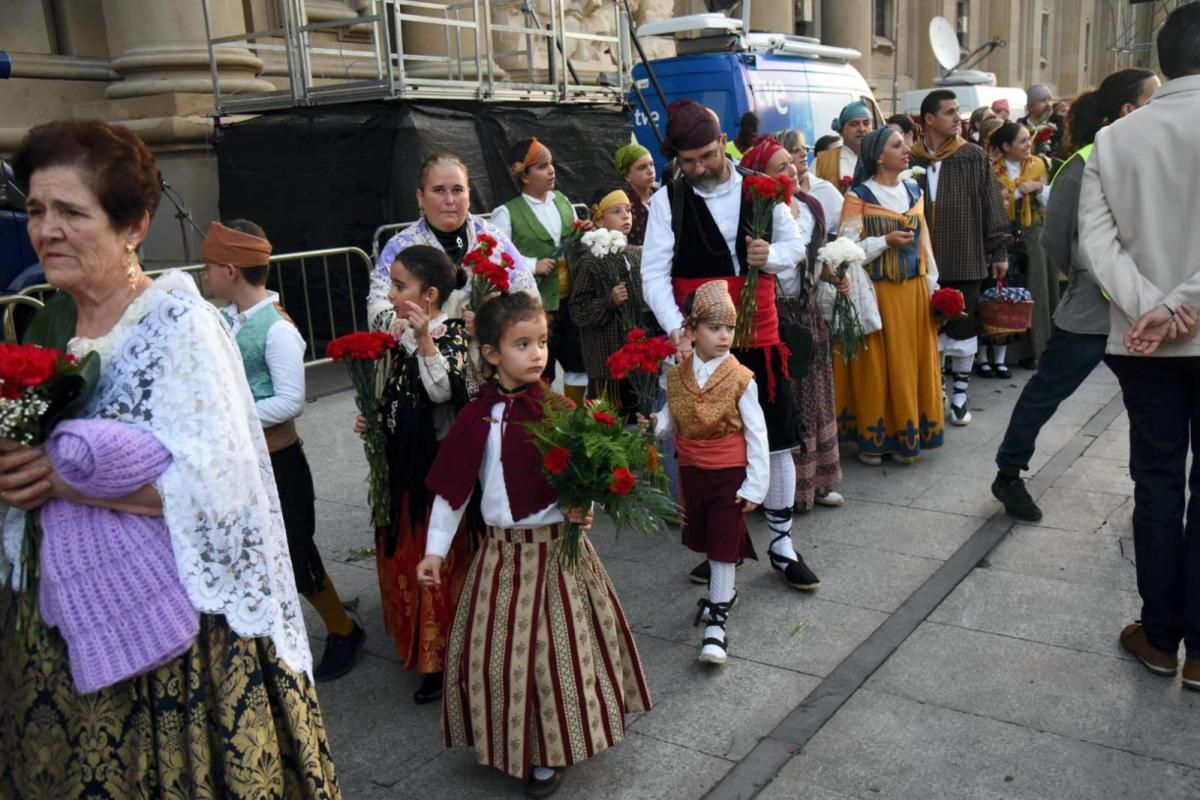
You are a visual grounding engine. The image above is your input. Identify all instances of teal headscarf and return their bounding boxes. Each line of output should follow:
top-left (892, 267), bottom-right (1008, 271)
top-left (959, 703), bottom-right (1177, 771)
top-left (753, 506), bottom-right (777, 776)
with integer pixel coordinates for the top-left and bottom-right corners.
top-left (832, 101), bottom-right (871, 133)
top-left (614, 143), bottom-right (650, 178)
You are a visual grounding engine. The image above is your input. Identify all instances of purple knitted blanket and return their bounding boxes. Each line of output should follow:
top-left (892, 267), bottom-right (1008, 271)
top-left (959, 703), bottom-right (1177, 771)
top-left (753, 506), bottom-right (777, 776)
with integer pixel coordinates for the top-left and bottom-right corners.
top-left (38, 418), bottom-right (199, 694)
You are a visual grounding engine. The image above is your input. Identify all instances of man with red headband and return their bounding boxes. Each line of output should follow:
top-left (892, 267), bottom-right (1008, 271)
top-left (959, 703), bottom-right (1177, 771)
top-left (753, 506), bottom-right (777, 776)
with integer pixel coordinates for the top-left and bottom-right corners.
top-left (642, 99), bottom-right (820, 593)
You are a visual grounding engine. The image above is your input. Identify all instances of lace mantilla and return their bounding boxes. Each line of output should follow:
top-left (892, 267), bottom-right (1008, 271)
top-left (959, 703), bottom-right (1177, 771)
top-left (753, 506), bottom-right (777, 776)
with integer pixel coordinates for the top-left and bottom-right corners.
top-left (3, 271), bottom-right (312, 676)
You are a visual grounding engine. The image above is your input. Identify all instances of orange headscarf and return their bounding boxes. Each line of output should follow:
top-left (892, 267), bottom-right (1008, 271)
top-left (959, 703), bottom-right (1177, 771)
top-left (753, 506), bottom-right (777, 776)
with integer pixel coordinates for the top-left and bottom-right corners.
top-left (200, 221), bottom-right (272, 267)
top-left (509, 138), bottom-right (549, 179)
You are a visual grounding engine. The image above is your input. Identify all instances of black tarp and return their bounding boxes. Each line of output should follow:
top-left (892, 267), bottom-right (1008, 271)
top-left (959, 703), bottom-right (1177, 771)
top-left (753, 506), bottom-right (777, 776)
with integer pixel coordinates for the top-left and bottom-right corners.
top-left (215, 101), bottom-right (631, 349)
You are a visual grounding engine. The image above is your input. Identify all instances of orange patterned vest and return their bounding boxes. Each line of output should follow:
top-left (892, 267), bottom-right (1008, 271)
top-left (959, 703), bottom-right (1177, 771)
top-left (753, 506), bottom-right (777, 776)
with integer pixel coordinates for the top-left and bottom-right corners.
top-left (667, 354), bottom-right (754, 441)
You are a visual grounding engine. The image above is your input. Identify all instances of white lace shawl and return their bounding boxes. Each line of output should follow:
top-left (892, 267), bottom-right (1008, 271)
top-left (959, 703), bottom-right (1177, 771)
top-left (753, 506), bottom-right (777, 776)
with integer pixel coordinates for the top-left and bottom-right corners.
top-left (1, 271), bottom-right (311, 675)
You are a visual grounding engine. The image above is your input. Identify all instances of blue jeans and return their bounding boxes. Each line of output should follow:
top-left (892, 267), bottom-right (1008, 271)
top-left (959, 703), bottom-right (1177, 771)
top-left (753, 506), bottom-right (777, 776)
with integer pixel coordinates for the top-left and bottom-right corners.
top-left (1107, 354), bottom-right (1200, 659)
top-left (995, 325), bottom-right (1107, 474)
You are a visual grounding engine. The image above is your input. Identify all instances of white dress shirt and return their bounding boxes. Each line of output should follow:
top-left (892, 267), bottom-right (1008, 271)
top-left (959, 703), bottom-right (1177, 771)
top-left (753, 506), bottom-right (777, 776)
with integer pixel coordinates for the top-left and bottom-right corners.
top-left (641, 164), bottom-right (808, 335)
top-left (490, 191), bottom-right (566, 273)
top-left (654, 352), bottom-right (769, 505)
top-left (846, 179), bottom-right (939, 293)
top-left (925, 152), bottom-right (943, 203)
top-left (777, 199), bottom-right (817, 297)
top-left (425, 399), bottom-right (564, 558)
top-left (224, 294), bottom-right (306, 426)
top-left (839, 146), bottom-right (859, 182)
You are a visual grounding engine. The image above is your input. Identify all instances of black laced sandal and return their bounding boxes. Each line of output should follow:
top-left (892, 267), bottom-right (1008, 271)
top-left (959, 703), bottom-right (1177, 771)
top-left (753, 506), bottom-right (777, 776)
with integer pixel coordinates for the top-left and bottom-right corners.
top-left (767, 528), bottom-right (821, 592)
top-left (694, 597), bottom-right (733, 665)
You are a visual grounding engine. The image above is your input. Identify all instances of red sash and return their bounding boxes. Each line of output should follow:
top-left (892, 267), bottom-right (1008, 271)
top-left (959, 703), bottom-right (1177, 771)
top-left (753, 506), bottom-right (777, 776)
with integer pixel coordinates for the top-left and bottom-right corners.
top-left (675, 431), bottom-right (748, 469)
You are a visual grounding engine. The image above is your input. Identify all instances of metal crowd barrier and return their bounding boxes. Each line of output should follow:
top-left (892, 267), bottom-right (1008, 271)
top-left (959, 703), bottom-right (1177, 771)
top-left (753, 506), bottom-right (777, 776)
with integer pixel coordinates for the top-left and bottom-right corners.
top-left (1, 294), bottom-right (44, 343)
top-left (14, 246), bottom-right (374, 367)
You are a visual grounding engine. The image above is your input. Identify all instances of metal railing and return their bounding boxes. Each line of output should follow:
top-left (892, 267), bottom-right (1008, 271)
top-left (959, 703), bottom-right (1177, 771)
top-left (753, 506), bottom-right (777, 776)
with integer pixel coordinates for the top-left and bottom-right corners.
top-left (1, 294), bottom-right (43, 343)
top-left (202, 0), bottom-right (630, 113)
top-left (15, 247), bottom-right (374, 367)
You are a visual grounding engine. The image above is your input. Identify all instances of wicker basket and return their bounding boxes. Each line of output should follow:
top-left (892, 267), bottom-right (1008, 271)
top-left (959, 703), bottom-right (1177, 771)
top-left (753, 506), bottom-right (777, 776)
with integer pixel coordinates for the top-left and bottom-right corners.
top-left (978, 297), bottom-right (1034, 337)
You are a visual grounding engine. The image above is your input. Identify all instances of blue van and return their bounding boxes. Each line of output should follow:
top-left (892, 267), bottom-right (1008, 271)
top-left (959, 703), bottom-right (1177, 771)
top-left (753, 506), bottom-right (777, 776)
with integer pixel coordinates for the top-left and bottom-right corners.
top-left (630, 14), bottom-right (882, 172)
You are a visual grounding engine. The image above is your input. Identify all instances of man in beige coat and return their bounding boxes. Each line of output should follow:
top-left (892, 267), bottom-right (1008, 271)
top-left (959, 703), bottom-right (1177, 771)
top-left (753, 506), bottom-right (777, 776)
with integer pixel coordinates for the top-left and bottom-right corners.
top-left (1078, 3), bottom-right (1200, 692)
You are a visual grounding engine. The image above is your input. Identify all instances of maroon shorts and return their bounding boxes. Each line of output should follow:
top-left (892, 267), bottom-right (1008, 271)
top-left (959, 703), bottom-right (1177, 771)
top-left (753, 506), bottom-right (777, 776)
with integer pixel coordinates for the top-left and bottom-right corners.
top-left (679, 466), bottom-right (757, 563)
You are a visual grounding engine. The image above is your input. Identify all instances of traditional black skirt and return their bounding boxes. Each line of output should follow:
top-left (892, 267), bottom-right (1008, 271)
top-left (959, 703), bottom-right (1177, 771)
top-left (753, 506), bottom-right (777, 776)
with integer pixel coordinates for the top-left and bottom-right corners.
top-left (733, 345), bottom-right (803, 452)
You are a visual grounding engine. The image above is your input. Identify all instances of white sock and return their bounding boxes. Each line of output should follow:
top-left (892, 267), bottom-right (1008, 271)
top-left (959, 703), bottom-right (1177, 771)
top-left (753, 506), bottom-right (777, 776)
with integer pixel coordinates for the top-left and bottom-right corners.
top-left (766, 453), bottom-right (800, 561)
top-left (532, 766), bottom-right (556, 781)
top-left (706, 561), bottom-right (736, 645)
top-left (950, 355), bottom-right (973, 408)
top-left (992, 344), bottom-right (1007, 365)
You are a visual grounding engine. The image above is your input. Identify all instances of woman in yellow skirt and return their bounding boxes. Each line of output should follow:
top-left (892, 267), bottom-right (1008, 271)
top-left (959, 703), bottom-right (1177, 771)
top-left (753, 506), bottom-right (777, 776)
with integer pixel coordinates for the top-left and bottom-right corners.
top-left (833, 127), bottom-right (945, 466)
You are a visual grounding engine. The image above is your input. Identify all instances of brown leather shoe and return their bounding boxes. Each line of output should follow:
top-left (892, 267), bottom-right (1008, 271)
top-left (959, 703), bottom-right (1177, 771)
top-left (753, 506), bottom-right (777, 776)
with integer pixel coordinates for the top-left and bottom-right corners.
top-left (1183, 659), bottom-right (1200, 692)
top-left (1119, 624), bottom-right (1178, 676)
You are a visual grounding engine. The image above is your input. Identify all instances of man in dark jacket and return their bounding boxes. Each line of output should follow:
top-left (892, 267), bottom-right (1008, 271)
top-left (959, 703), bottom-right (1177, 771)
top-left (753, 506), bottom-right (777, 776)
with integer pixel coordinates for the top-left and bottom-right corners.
top-left (911, 90), bottom-right (1011, 426)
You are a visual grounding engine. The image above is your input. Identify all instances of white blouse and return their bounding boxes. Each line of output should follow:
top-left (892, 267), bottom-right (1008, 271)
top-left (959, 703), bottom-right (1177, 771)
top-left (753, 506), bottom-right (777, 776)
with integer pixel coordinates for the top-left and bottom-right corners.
top-left (424, 399), bottom-right (564, 558)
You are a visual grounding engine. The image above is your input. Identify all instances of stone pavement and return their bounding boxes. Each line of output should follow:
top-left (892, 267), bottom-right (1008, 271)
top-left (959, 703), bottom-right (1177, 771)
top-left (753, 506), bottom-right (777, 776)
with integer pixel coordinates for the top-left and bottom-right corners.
top-left (295, 362), bottom-right (1199, 800)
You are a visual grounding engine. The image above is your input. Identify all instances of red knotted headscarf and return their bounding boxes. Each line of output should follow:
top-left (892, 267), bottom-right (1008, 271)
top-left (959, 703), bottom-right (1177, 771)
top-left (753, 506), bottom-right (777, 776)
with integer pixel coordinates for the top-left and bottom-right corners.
top-left (738, 135), bottom-right (785, 174)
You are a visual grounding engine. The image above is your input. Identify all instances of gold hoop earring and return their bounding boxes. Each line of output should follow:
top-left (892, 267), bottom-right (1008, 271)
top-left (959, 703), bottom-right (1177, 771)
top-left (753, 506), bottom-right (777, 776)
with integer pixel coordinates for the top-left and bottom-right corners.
top-left (125, 242), bottom-right (141, 292)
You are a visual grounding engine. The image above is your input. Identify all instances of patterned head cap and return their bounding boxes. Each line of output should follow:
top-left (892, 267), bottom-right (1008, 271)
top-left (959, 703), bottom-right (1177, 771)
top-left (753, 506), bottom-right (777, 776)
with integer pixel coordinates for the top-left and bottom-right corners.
top-left (687, 280), bottom-right (737, 328)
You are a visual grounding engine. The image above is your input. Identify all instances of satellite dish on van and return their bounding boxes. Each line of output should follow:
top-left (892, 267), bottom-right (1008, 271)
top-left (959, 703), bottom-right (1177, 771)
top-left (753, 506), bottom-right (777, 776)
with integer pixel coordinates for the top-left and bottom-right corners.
top-left (930, 17), bottom-right (961, 71)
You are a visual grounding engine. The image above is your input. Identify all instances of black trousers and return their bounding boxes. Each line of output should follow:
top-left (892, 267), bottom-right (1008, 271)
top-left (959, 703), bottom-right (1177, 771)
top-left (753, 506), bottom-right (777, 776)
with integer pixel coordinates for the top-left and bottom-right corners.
top-left (1106, 354), bottom-right (1200, 658)
top-left (995, 325), bottom-right (1107, 473)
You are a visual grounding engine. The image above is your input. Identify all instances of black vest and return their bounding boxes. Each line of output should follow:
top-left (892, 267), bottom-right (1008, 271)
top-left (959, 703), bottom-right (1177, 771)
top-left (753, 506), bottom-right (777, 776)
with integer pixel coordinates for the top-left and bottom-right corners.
top-left (666, 167), bottom-right (773, 279)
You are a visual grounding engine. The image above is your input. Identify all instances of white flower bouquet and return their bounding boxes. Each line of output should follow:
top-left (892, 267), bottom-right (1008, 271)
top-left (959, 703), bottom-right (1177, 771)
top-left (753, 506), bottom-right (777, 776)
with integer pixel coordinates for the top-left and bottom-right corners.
top-left (581, 228), bottom-right (628, 259)
top-left (818, 237), bottom-right (870, 362)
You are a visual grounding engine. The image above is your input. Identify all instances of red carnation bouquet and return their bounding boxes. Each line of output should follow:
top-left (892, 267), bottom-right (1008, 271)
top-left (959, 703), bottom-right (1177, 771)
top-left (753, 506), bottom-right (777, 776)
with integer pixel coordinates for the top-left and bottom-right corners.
top-left (736, 173), bottom-right (794, 348)
top-left (0, 342), bottom-right (99, 627)
top-left (606, 327), bottom-right (677, 422)
top-left (463, 233), bottom-right (515, 310)
top-left (525, 395), bottom-right (678, 566)
top-left (326, 331), bottom-right (398, 527)
top-left (931, 287), bottom-right (967, 325)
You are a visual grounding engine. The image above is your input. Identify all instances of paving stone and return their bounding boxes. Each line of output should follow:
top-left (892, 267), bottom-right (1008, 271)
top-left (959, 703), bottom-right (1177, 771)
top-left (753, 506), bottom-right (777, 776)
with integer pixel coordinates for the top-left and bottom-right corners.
top-left (928, 567), bottom-right (1141, 657)
top-left (801, 500), bottom-right (981, 561)
top-left (1025, 487), bottom-right (1131, 533)
top-left (785, 540), bottom-right (943, 614)
top-left (867, 623), bottom-right (1200, 769)
top-left (984, 523), bottom-right (1138, 593)
top-left (1053, 455), bottom-right (1134, 495)
top-left (628, 636), bottom-right (819, 761)
top-left (760, 689), bottom-right (1200, 800)
top-left (1084, 428), bottom-right (1130, 462)
top-left (385, 729), bottom-right (732, 800)
top-left (835, 457), bottom-right (946, 505)
top-left (909, 473), bottom-right (1004, 518)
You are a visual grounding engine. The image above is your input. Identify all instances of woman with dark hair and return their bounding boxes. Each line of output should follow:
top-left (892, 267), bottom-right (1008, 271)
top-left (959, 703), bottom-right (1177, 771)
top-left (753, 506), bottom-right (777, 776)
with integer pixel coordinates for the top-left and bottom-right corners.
top-left (977, 120), bottom-right (1054, 375)
top-left (991, 67), bottom-right (1159, 522)
top-left (0, 119), bottom-right (340, 797)
top-left (490, 138), bottom-right (591, 405)
top-left (369, 152), bottom-right (537, 335)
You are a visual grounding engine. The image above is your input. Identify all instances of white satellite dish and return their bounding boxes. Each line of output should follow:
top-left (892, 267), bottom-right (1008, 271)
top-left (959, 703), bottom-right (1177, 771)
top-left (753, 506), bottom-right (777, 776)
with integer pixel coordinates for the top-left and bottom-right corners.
top-left (929, 16), bottom-right (961, 72)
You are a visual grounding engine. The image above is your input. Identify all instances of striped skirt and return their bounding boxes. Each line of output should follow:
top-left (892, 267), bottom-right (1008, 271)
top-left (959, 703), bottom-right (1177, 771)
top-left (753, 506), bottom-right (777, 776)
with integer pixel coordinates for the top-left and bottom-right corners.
top-left (443, 525), bottom-right (651, 779)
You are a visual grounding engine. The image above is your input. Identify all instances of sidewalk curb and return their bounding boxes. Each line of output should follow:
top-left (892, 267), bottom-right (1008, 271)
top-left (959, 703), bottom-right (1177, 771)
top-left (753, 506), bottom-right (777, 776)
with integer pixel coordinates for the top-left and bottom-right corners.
top-left (703, 394), bottom-right (1126, 800)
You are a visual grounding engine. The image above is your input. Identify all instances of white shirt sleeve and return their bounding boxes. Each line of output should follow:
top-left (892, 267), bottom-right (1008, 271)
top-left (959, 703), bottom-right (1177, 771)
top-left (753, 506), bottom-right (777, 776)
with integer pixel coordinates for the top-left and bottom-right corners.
top-left (426, 494), bottom-right (468, 558)
top-left (736, 378), bottom-right (769, 505)
top-left (764, 201), bottom-right (807, 275)
top-left (654, 397), bottom-right (676, 439)
top-left (641, 184), bottom-right (686, 334)
top-left (256, 321), bottom-right (307, 426)
top-left (489, 204), bottom-right (539, 273)
top-left (418, 351), bottom-right (452, 403)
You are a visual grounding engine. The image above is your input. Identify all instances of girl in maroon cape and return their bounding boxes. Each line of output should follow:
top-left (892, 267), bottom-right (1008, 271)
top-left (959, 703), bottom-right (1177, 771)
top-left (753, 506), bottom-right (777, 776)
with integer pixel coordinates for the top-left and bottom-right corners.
top-left (415, 292), bottom-right (651, 799)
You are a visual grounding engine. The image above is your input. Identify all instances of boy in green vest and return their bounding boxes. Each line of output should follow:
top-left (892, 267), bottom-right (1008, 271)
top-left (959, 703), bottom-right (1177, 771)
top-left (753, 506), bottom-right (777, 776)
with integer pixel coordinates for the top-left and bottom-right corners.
top-left (202, 219), bottom-right (365, 682)
top-left (490, 137), bottom-right (591, 406)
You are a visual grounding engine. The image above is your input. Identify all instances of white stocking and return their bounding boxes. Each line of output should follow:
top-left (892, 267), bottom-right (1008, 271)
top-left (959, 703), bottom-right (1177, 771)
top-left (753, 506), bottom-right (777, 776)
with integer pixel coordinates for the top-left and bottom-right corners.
top-left (706, 560), bottom-right (736, 644)
top-left (766, 453), bottom-right (798, 561)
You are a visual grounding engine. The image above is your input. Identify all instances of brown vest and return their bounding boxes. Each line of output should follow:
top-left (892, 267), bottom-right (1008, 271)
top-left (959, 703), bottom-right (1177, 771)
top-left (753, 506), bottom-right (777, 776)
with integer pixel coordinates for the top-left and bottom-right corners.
top-left (666, 354), bottom-right (754, 441)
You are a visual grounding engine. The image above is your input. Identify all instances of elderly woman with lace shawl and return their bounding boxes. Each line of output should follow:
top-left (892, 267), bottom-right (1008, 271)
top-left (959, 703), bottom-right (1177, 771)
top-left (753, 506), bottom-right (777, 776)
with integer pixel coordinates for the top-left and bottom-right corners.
top-left (834, 127), bottom-right (945, 467)
top-left (0, 120), bottom-right (340, 798)
top-left (367, 151), bottom-right (539, 335)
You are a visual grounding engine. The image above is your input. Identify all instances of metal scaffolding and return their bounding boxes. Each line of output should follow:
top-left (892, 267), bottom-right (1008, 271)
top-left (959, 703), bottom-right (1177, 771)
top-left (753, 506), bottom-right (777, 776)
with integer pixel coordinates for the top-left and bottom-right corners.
top-left (201, 0), bottom-right (631, 114)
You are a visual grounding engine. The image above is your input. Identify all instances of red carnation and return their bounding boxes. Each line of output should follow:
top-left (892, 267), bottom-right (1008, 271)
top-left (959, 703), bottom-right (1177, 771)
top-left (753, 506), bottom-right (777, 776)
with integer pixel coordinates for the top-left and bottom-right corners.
top-left (609, 466), bottom-right (637, 497)
top-left (840, 176), bottom-right (853, 188)
top-left (0, 343), bottom-right (64, 400)
top-left (626, 327), bottom-right (647, 343)
top-left (544, 446), bottom-right (570, 474)
top-left (592, 410), bottom-right (617, 426)
top-left (500, 252), bottom-right (515, 268)
top-left (326, 331), bottom-right (398, 361)
top-left (931, 287), bottom-right (966, 319)
top-left (476, 233), bottom-right (498, 252)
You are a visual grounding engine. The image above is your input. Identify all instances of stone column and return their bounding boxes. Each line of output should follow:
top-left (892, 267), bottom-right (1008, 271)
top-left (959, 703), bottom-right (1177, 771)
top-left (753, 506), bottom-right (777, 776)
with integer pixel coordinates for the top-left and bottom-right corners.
top-left (101, 0), bottom-right (272, 100)
top-left (749, 0), bottom-right (794, 33)
top-left (914, 0), bottom-right (955, 88)
top-left (986, 0), bottom-right (1020, 87)
top-left (821, 0), bottom-right (873, 83)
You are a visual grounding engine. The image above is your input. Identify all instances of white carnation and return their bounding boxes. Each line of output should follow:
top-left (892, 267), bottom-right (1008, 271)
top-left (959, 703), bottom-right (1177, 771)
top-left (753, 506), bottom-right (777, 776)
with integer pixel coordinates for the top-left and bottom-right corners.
top-left (582, 228), bottom-right (628, 259)
top-left (817, 236), bottom-right (867, 268)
